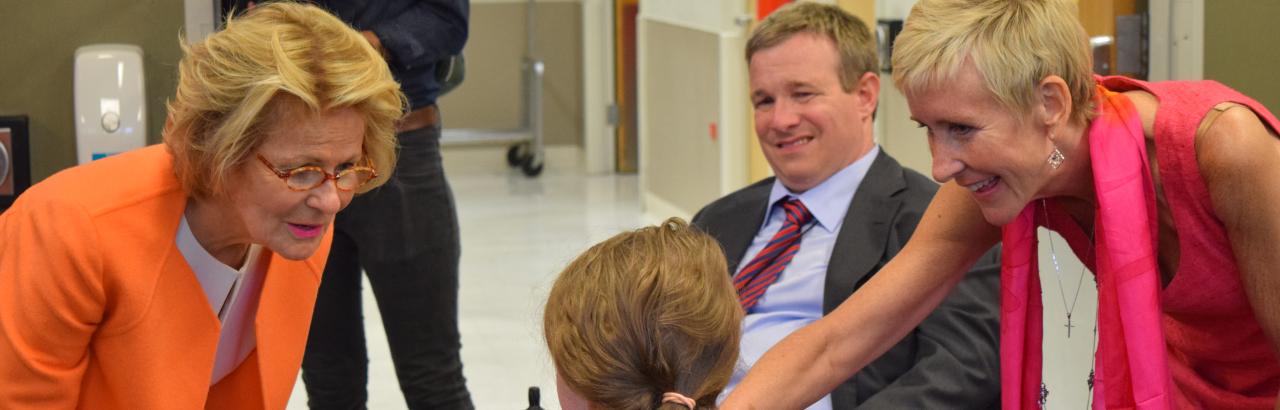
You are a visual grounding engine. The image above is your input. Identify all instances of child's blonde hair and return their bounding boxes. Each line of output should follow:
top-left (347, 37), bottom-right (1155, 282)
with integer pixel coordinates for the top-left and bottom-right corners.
top-left (544, 218), bottom-right (742, 409)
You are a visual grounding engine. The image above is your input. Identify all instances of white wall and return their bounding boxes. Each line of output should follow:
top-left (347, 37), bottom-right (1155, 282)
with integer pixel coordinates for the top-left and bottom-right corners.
top-left (580, 0), bottom-right (615, 174)
top-left (1148, 0), bottom-right (1203, 81)
top-left (875, 0), bottom-right (916, 20)
top-left (183, 0), bottom-right (216, 42)
top-left (641, 0), bottom-right (746, 34)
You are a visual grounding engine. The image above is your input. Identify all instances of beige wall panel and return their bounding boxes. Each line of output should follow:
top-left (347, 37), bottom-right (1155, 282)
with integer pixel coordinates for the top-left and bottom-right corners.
top-left (747, 115), bottom-right (772, 182)
top-left (1204, 0), bottom-right (1280, 111)
top-left (439, 2), bottom-right (584, 146)
top-left (878, 85), bottom-right (931, 176)
top-left (0, 0), bottom-right (183, 182)
top-left (641, 20), bottom-right (722, 215)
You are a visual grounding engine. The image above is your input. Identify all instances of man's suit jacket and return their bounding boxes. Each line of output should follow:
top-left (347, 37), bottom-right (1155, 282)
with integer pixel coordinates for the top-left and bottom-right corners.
top-left (0, 145), bottom-right (331, 409)
top-left (693, 150), bottom-right (1001, 408)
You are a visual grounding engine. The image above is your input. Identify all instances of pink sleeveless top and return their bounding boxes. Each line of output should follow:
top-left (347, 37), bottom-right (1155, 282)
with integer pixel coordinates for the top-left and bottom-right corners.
top-left (1003, 77), bottom-right (1280, 409)
top-left (1096, 76), bottom-right (1280, 408)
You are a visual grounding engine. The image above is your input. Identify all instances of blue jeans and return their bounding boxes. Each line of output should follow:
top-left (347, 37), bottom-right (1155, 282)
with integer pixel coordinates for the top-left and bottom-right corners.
top-left (302, 120), bottom-right (473, 410)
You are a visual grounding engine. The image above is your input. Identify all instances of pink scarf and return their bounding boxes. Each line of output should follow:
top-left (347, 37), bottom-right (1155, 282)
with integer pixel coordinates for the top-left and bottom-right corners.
top-left (1001, 85), bottom-right (1173, 409)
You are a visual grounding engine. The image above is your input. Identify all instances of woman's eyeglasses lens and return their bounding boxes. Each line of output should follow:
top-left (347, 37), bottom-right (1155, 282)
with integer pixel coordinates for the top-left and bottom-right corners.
top-left (335, 169), bottom-right (375, 190)
top-left (259, 154), bottom-right (375, 191)
top-left (284, 168), bottom-right (375, 191)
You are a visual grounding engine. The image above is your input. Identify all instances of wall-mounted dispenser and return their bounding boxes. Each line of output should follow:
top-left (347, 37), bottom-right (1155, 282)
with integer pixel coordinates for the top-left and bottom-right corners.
top-left (74, 44), bottom-right (146, 164)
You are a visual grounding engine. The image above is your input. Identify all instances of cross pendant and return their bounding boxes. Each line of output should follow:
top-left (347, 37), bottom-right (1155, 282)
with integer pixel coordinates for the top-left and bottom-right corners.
top-left (1065, 314), bottom-right (1074, 338)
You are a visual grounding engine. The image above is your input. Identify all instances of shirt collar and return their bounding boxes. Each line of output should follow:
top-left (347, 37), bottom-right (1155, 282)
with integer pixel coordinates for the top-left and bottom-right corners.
top-left (766, 145), bottom-right (880, 233)
top-left (177, 213), bottom-right (262, 317)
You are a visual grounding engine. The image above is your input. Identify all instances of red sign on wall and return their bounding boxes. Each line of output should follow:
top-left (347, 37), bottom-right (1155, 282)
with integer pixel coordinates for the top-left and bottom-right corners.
top-left (758, 0), bottom-right (793, 20)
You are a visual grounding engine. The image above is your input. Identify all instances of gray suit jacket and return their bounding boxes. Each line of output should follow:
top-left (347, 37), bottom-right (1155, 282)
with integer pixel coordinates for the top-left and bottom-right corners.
top-left (692, 151), bottom-right (1001, 409)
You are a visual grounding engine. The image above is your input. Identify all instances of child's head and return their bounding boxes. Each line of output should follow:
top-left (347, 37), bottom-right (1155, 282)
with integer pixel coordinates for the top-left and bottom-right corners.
top-left (544, 218), bottom-right (742, 409)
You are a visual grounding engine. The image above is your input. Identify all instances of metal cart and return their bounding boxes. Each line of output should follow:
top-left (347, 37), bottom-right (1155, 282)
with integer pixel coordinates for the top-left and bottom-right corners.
top-left (441, 0), bottom-right (545, 177)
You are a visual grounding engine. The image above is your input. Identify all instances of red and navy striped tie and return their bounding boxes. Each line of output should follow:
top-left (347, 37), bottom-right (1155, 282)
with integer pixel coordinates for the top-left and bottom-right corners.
top-left (733, 198), bottom-right (813, 311)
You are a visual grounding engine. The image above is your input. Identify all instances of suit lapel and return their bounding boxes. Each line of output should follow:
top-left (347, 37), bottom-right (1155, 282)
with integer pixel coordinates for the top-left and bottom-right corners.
top-left (823, 151), bottom-right (907, 314)
top-left (716, 180), bottom-right (774, 276)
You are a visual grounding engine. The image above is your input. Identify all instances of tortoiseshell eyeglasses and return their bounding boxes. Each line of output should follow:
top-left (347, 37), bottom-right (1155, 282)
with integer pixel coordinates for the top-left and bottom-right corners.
top-left (257, 154), bottom-right (377, 192)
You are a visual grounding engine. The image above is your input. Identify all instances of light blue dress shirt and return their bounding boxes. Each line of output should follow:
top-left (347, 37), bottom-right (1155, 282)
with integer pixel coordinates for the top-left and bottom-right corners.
top-left (719, 146), bottom-right (880, 410)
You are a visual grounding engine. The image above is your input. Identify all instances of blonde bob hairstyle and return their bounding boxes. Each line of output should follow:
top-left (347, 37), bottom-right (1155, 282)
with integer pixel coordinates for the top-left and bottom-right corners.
top-left (543, 218), bottom-right (742, 410)
top-left (746, 1), bottom-right (878, 93)
top-left (164, 1), bottom-right (405, 198)
top-left (892, 0), bottom-right (1096, 125)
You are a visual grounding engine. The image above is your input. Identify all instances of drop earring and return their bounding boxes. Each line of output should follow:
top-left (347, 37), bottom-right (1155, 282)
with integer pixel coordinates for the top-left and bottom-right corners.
top-left (1047, 145), bottom-right (1065, 169)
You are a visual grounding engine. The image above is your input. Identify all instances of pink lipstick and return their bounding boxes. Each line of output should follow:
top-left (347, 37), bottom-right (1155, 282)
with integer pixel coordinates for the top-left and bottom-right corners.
top-left (288, 223), bottom-right (323, 239)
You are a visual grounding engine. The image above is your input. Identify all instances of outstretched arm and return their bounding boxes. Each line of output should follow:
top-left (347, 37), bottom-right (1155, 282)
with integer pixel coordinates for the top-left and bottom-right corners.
top-left (1196, 105), bottom-right (1280, 410)
top-left (721, 183), bottom-right (1000, 409)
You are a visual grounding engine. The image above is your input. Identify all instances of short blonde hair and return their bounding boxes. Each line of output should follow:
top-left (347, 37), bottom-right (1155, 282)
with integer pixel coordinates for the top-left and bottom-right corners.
top-left (892, 0), bottom-right (1096, 125)
top-left (544, 218), bottom-right (742, 410)
top-left (746, 2), bottom-right (878, 92)
top-left (164, 2), bottom-right (405, 198)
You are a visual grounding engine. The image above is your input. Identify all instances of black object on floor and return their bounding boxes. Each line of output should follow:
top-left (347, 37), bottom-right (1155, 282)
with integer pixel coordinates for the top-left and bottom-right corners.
top-left (526, 386), bottom-right (545, 410)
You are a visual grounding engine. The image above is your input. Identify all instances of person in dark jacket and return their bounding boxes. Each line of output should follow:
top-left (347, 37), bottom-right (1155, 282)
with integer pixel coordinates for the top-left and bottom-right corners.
top-left (295, 1), bottom-right (475, 409)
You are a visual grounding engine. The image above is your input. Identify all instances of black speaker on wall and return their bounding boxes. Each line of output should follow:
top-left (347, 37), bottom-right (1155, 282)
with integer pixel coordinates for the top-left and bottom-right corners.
top-left (0, 115), bottom-right (31, 212)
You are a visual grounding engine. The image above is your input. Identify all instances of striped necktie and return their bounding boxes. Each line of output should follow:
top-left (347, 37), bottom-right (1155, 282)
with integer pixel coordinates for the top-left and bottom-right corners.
top-left (733, 197), bottom-right (813, 311)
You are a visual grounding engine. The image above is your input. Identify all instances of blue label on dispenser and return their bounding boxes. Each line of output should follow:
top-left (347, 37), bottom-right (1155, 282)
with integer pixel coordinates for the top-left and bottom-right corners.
top-left (91, 152), bottom-right (120, 161)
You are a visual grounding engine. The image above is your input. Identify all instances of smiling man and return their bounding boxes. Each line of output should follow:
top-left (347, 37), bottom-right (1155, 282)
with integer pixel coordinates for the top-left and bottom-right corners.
top-left (691, 3), bottom-right (1002, 408)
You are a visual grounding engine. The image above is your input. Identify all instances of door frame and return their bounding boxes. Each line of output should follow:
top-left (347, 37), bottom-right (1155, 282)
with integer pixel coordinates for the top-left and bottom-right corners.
top-left (584, 0), bottom-right (618, 174)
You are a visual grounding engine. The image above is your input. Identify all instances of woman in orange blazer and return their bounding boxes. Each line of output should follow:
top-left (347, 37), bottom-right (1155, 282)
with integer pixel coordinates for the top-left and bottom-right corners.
top-left (0, 3), bottom-right (405, 408)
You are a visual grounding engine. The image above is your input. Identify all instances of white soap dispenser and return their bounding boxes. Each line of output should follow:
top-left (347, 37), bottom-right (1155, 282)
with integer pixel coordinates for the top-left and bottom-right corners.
top-left (74, 44), bottom-right (147, 164)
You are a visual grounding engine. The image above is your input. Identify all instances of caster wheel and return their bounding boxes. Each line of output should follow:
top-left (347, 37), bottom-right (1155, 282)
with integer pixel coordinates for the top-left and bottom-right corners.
top-left (521, 156), bottom-right (544, 177)
top-left (506, 144), bottom-right (525, 167)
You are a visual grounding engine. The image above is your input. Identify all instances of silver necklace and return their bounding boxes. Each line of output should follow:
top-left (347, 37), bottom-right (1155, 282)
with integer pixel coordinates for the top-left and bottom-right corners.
top-left (1039, 323), bottom-right (1100, 409)
top-left (1038, 199), bottom-right (1099, 410)
top-left (1087, 313), bottom-right (1098, 408)
top-left (1042, 199), bottom-right (1089, 338)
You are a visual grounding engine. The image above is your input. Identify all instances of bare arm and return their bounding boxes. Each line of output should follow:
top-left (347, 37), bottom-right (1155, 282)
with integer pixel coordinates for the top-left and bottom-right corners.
top-left (1196, 106), bottom-right (1280, 410)
top-left (721, 183), bottom-right (1000, 409)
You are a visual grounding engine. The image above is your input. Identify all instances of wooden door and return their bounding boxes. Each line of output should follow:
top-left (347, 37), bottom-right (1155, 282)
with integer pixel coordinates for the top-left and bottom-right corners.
top-left (614, 0), bottom-right (639, 173)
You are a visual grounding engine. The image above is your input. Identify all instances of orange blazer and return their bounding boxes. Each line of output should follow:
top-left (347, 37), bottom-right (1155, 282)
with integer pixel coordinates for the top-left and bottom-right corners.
top-left (0, 145), bottom-right (332, 409)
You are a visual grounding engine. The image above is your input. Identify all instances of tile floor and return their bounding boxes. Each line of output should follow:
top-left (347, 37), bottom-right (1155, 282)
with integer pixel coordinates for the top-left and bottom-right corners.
top-left (287, 147), bottom-right (648, 409)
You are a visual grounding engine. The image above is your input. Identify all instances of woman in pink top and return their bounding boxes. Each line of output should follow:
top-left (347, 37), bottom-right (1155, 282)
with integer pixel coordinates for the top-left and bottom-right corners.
top-left (720, 0), bottom-right (1280, 409)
